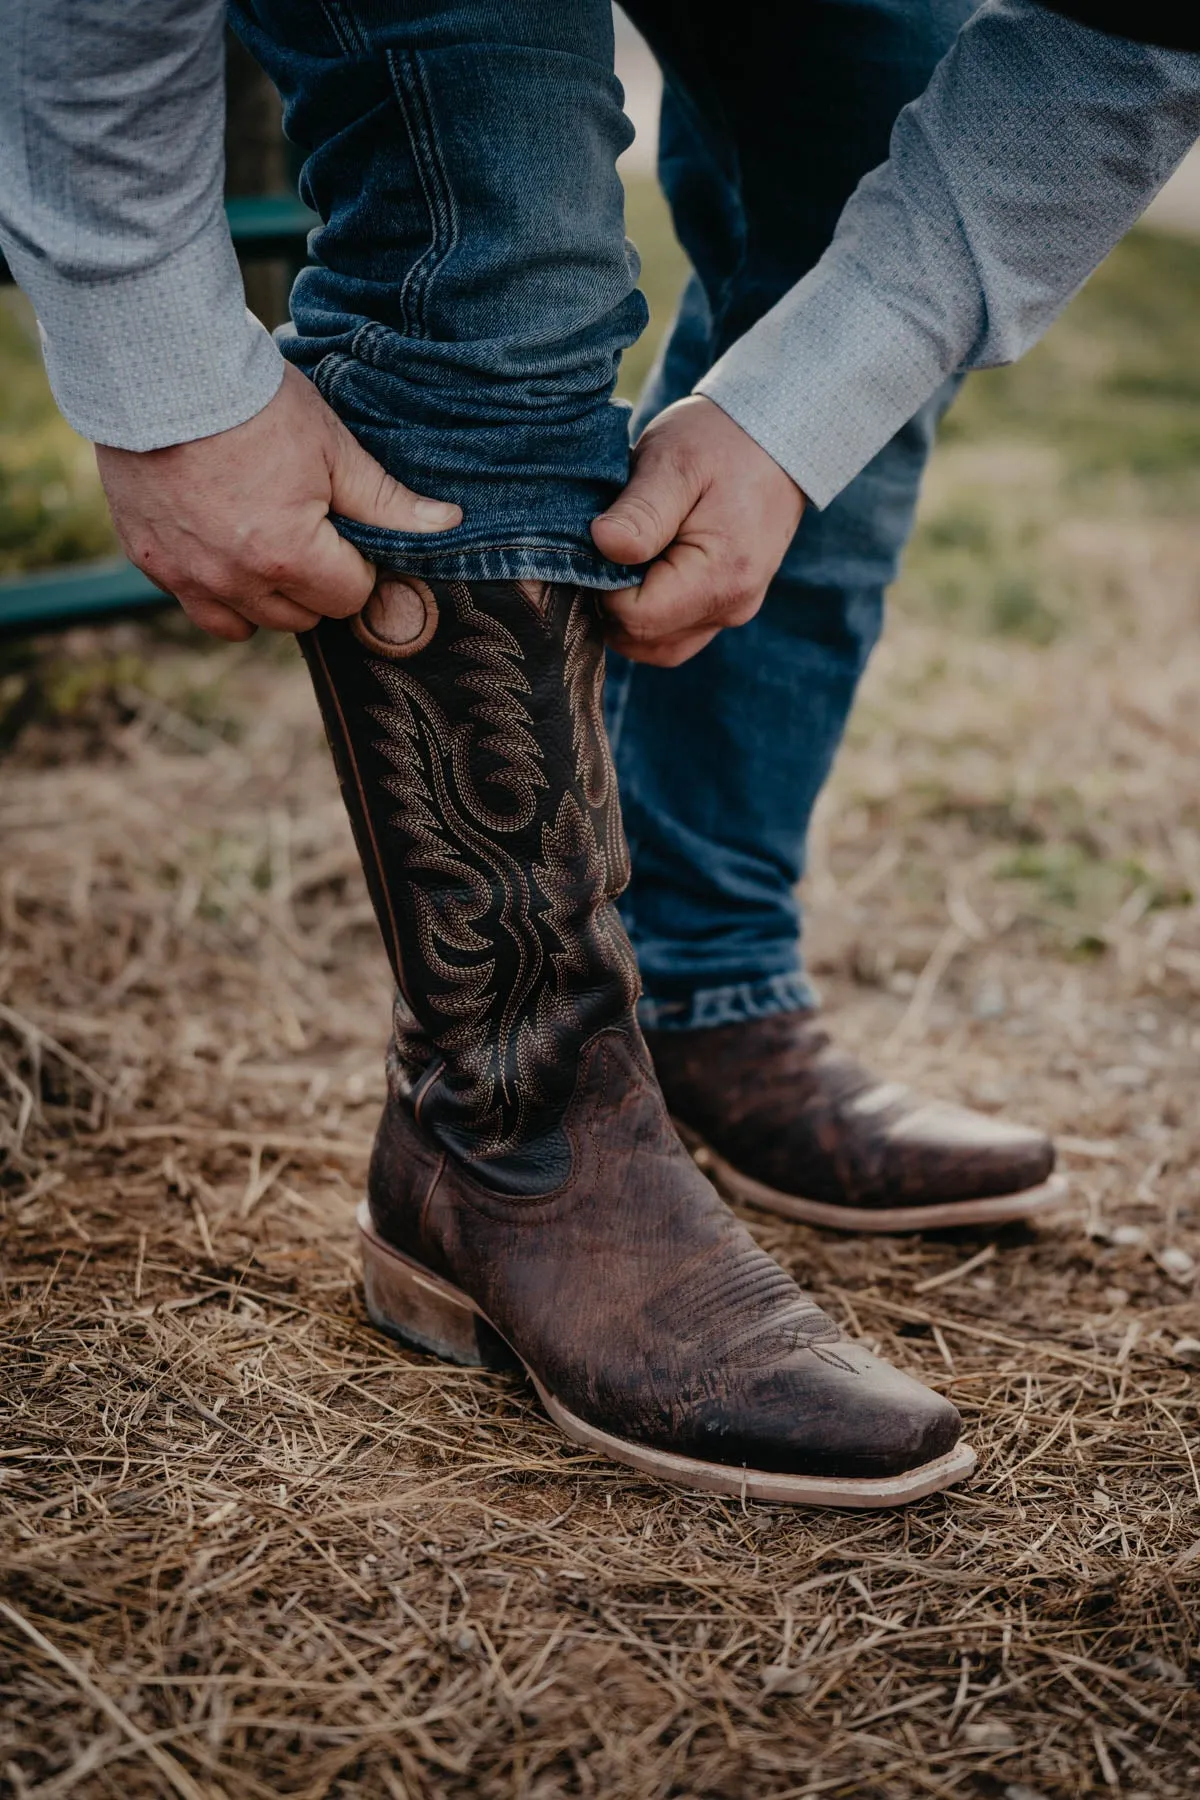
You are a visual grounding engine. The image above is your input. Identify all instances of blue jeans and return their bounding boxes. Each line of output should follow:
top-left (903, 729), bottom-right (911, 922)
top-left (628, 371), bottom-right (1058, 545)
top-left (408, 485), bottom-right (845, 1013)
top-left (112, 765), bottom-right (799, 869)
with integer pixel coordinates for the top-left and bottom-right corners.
top-left (231, 0), bottom-right (970, 1027)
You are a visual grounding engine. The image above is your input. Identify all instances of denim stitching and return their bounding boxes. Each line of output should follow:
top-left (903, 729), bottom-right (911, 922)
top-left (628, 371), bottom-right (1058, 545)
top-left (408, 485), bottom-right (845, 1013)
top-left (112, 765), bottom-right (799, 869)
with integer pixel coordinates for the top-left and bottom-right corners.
top-left (330, 539), bottom-right (642, 587)
top-left (410, 50), bottom-right (458, 321)
top-left (637, 972), bottom-right (821, 1033)
top-left (317, 0), bottom-right (368, 59)
top-left (385, 49), bottom-right (456, 340)
top-left (352, 321), bottom-right (389, 371)
top-left (313, 351), bottom-right (350, 408)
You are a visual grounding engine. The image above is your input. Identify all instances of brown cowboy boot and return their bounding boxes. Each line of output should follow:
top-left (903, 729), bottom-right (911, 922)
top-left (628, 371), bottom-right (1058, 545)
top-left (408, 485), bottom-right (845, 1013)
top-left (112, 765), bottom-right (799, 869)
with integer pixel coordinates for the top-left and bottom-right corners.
top-left (302, 575), bottom-right (974, 1505)
top-left (647, 1012), bottom-right (1065, 1234)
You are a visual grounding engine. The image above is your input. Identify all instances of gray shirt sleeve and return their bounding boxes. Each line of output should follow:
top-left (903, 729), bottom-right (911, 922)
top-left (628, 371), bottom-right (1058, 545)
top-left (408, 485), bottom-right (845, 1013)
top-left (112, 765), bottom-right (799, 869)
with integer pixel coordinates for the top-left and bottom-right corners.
top-left (699, 0), bottom-right (1200, 508)
top-left (3, 1), bottom-right (1198, 475)
top-left (0, 0), bottom-right (283, 450)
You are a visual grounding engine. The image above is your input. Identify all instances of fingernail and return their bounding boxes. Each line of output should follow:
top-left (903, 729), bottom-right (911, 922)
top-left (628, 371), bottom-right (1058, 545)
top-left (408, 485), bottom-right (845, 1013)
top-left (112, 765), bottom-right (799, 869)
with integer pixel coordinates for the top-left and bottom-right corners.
top-left (413, 498), bottom-right (460, 526)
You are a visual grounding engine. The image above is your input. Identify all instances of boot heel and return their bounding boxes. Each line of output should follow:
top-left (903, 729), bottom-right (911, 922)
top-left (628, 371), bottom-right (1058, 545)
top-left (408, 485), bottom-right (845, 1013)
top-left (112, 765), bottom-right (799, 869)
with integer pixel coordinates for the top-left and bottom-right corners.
top-left (358, 1202), bottom-right (486, 1367)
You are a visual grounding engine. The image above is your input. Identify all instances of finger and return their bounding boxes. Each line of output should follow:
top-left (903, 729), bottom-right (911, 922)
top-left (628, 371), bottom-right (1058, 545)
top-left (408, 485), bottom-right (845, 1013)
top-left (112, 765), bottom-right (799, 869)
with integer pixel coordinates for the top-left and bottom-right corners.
top-left (591, 445), bottom-right (699, 566)
top-left (176, 593), bottom-right (258, 642)
top-left (151, 527), bottom-right (370, 629)
top-left (605, 623), bottom-right (719, 668)
top-left (275, 517), bottom-right (379, 620)
top-left (170, 567), bottom-right (322, 635)
top-left (328, 419), bottom-right (461, 534)
top-left (602, 539), bottom-right (741, 643)
top-left (236, 591), bottom-right (324, 634)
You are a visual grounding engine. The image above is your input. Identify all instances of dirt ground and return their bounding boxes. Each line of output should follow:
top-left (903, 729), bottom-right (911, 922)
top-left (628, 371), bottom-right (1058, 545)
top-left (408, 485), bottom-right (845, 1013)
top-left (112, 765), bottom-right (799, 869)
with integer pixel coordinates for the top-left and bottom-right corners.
top-left (3, 228), bottom-right (1200, 1796)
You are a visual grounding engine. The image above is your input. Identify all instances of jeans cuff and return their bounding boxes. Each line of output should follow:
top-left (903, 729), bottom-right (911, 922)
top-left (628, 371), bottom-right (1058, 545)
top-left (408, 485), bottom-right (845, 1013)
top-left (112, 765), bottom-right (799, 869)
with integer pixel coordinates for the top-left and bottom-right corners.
top-left (330, 520), bottom-right (644, 592)
top-left (636, 969), bottom-right (821, 1032)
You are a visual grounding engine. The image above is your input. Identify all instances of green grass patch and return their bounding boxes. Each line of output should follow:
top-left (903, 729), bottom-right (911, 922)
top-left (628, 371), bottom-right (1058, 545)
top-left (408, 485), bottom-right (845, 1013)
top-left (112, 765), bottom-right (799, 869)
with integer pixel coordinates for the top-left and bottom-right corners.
top-left (994, 840), bottom-right (1192, 952)
top-left (942, 227), bottom-right (1200, 491)
top-left (617, 174), bottom-right (689, 406)
top-left (899, 227), bottom-right (1200, 641)
top-left (0, 294), bottom-right (117, 575)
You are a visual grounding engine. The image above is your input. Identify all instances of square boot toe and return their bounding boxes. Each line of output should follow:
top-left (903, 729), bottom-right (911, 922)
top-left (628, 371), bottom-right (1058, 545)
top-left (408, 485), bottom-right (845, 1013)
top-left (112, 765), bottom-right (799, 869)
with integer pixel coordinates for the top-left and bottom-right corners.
top-left (636, 1348), bottom-right (964, 1482)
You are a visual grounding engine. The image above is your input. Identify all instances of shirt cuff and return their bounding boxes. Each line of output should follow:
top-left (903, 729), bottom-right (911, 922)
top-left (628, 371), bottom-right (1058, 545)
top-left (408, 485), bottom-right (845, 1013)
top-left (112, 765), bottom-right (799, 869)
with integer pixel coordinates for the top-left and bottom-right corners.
top-left (694, 256), bottom-right (954, 510)
top-left (19, 209), bottom-right (285, 450)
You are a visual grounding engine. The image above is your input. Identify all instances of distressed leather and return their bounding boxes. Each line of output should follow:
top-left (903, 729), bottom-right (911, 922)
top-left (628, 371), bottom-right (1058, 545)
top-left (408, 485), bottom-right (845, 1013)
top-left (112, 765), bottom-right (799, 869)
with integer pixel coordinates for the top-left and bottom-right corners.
top-left (368, 1023), bottom-right (963, 1479)
top-left (305, 577), bottom-right (962, 1478)
top-left (647, 1011), bottom-right (1055, 1209)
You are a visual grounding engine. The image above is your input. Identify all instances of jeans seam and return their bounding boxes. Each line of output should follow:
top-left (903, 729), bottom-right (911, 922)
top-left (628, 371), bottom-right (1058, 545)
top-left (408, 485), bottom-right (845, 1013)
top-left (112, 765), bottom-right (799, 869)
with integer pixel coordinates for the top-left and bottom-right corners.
top-left (353, 321), bottom-right (389, 370)
top-left (313, 351), bottom-right (350, 409)
top-left (317, 0), bottom-right (368, 58)
top-left (357, 536), bottom-right (632, 559)
top-left (386, 48), bottom-right (457, 340)
top-left (320, 539), bottom-right (639, 590)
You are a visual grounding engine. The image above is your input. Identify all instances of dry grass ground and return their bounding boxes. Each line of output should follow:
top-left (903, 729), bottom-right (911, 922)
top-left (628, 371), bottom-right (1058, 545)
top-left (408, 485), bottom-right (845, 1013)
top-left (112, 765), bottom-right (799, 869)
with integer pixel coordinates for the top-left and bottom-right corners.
top-left (3, 218), bottom-right (1200, 1799)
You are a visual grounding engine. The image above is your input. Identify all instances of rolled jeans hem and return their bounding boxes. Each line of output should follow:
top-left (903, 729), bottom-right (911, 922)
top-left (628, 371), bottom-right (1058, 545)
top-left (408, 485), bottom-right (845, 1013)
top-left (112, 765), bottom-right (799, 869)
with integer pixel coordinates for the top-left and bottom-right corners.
top-left (636, 970), bottom-right (821, 1032)
top-left (330, 519), bottom-right (643, 592)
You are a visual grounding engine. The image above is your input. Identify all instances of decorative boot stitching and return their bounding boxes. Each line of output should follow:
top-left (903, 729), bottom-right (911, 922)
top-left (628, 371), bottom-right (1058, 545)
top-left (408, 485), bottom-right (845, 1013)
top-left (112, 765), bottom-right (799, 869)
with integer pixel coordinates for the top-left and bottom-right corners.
top-left (352, 581), bottom-right (638, 1165)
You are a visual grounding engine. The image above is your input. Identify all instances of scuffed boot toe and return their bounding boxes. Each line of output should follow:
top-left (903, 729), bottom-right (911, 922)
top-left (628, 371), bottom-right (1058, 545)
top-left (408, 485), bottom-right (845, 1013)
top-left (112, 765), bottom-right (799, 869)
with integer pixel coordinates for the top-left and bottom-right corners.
top-left (692, 1341), bottom-right (965, 1483)
top-left (836, 1363), bottom-right (963, 1479)
top-left (887, 1099), bottom-right (1056, 1202)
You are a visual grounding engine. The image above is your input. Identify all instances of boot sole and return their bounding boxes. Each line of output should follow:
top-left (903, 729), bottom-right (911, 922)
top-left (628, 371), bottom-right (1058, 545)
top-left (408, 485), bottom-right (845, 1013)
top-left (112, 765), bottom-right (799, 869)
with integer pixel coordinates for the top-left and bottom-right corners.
top-left (357, 1202), bottom-right (976, 1509)
top-left (677, 1127), bottom-right (1070, 1235)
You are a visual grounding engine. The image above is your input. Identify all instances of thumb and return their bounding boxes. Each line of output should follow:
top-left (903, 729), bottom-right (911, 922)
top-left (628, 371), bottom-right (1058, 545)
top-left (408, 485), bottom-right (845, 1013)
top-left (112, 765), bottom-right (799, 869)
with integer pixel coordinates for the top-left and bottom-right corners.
top-left (591, 442), bottom-right (699, 565)
top-left (327, 417), bottom-right (461, 535)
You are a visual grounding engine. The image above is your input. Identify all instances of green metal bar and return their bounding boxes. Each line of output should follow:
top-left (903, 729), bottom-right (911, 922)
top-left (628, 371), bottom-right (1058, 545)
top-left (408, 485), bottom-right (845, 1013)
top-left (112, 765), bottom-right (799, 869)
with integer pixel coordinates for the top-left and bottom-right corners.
top-left (0, 193), bottom-right (322, 634)
top-left (0, 559), bottom-right (167, 635)
top-left (224, 193), bottom-right (320, 260)
top-left (0, 194), bottom-right (319, 285)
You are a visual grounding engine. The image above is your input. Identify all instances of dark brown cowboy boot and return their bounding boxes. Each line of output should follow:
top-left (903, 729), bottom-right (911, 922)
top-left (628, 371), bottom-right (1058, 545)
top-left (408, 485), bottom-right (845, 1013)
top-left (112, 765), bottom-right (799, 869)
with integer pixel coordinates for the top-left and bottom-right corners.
top-left (647, 1011), bottom-right (1065, 1234)
top-left (303, 576), bottom-right (974, 1505)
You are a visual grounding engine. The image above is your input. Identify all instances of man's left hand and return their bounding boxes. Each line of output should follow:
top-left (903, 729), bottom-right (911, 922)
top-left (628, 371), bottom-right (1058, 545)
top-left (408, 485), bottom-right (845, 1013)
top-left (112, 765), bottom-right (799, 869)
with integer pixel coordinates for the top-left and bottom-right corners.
top-left (590, 396), bottom-right (805, 667)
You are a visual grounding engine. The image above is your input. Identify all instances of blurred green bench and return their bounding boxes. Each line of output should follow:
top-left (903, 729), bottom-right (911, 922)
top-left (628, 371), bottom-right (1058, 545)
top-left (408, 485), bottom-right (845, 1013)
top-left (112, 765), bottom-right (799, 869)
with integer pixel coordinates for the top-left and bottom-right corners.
top-left (0, 194), bottom-right (318, 636)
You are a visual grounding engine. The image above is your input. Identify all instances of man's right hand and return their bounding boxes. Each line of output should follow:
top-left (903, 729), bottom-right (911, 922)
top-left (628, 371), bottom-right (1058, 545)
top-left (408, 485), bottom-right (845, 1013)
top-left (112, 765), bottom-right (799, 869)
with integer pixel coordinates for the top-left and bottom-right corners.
top-left (95, 363), bottom-right (462, 642)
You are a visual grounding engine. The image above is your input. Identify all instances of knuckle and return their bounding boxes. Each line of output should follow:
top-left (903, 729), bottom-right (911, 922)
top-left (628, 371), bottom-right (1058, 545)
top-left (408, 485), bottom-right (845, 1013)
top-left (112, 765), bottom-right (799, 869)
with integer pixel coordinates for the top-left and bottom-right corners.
top-left (183, 600), bottom-right (245, 643)
top-left (128, 539), bottom-right (158, 575)
top-left (203, 570), bottom-right (251, 607)
top-left (725, 544), bottom-right (758, 586)
top-left (255, 554), bottom-right (293, 587)
top-left (176, 593), bottom-right (209, 625)
top-left (237, 531), bottom-right (291, 586)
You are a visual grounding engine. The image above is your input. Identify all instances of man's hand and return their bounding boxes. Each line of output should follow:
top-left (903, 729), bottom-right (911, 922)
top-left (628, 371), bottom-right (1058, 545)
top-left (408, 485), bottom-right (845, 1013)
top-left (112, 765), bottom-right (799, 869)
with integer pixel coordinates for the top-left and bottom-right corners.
top-left (95, 363), bottom-right (462, 642)
top-left (591, 396), bottom-right (805, 667)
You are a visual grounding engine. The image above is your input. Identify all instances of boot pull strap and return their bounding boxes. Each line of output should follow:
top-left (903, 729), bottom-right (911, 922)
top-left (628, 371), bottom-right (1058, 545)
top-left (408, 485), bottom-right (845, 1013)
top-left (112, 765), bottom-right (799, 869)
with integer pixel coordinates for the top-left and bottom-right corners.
top-left (352, 575), bottom-right (439, 658)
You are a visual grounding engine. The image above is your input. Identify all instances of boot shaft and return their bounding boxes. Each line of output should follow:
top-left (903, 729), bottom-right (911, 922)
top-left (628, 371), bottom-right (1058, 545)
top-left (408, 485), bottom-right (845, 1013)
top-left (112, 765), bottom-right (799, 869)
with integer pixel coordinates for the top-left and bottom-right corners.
top-left (301, 576), bottom-right (639, 1191)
